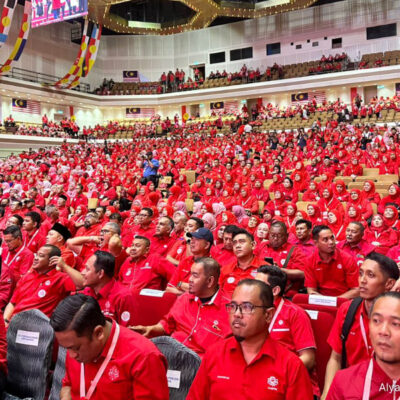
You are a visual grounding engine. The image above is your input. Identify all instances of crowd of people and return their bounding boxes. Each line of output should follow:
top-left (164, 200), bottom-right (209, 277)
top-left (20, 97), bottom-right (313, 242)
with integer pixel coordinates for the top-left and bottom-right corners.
top-left (1, 90), bottom-right (400, 397)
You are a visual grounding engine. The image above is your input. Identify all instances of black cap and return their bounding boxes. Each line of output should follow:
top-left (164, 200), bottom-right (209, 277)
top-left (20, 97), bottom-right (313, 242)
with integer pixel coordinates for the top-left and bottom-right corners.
top-left (51, 223), bottom-right (71, 242)
top-left (187, 227), bottom-right (213, 245)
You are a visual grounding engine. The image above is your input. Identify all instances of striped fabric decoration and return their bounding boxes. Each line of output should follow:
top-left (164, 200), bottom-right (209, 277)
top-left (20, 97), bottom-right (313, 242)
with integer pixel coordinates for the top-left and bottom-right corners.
top-left (0, 0), bottom-right (31, 75)
top-left (0, 0), bottom-right (17, 47)
top-left (126, 107), bottom-right (155, 119)
top-left (224, 100), bottom-right (239, 113)
top-left (81, 24), bottom-right (102, 78)
top-left (12, 98), bottom-right (41, 114)
top-left (54, 19), bottom-right (90, 88)
top-left (291, 91), bottom-right (326, 105)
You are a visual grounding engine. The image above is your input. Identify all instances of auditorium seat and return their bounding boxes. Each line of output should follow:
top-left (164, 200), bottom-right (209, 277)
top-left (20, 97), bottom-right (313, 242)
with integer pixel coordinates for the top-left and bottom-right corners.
top-left (292, 293), bottom-right (349, 317)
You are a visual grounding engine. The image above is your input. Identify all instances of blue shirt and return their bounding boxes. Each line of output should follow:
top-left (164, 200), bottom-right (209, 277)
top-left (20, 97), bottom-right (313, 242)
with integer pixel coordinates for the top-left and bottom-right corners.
top-left (143, 158), bottom-right (159, 177)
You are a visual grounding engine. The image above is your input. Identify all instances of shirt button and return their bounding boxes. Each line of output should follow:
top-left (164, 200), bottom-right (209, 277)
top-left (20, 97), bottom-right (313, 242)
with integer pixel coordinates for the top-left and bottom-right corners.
top-left (194, 330), bottom-right (196, 333)
top-left (198, 318), bottom-right (201, 321)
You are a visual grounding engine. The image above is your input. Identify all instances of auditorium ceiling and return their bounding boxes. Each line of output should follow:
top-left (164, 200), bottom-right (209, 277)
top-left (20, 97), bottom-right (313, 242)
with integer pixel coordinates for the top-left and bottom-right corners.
top-left (88, 0), bottom-right (344, 35)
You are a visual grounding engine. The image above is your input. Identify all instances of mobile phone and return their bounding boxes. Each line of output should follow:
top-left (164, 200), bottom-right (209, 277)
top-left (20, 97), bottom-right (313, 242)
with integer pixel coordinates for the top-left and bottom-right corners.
top-left (264, 257), bottom-right (274, 265)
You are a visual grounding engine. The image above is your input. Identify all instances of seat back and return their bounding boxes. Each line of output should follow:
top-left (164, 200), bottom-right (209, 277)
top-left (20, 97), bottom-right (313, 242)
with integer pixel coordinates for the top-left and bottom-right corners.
top-left (48, 346), bottom-right (67, 400)
top-left (131, 290), bottom-right (178, 326)
top-left (304, 310), bottom-right (335, 393)
top-left (5, 309), bottom-right (54, 400)
top-left (151, 336), bottom-right (201, 400)
top-left (292, 293), bottom-right (349, 316)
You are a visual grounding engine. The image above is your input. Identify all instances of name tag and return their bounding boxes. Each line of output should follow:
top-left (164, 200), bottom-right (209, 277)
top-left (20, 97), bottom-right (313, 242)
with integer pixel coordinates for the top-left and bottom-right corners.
top-left (309, 295), bottom-right (337, 307)
top-left (16, 330), bottom-right (40, 347)
top-left (167, 370), bottom-right (181, 389)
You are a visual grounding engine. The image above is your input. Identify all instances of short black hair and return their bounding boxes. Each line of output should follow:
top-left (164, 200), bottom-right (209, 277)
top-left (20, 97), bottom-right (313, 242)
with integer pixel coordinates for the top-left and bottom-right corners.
top-left (96, 206), bottom-right (107, 214)
top-left (109, 213), bottom-right (122, 223)
top-left (270, 221), bottom-right (288, 235)
top-left (370, 291), bottom-right (400, 317)
top-left (347, 221), bottom-right (365, 234)
top-left (312, 225), bottom-right (332, 240)
top-left (189, 216), bottom-right (204, 229)
top-left (224, 224), bottom-right (242, 235)
top-left (142, 207), bottom-right (153, 217)
top-left (8, 214), bottom-right (24, 227)
top-left (160, 216), bottom-right (174, 230)
top-left (295, 219), bottom-right (312, 229)
top-left (365, 252), bottom-right (399, 280)
top-left (50, 294), bottom-right (106, 337)
top-left (195, 257), bottom-right (221, 280)
top-left (4, 225), bottom-right (22, 238)
top-left (134, 235), bottom-right (151, 247)
top-left (93, 250), bottom-right (115, 278)
top-left (25, 211), bottom-right (41, 228)
top-left (236, 279), bottom-right (273, 308)
top-left (257, 265), bottom-right (287, 297)
top-left (232, 229), bottom-right (254, 243)
top-left (42, 244), bottom-right (61, 258)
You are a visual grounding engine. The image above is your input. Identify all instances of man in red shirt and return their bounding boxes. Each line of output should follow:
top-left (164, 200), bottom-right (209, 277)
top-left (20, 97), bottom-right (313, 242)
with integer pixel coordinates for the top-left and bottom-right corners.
top-left (186, 279), bottom-right (313, 399)
top-left (321, 252), bottom-right (398, 399)
top-left (57, 194), bottom-right (70, 220)
top-left (51, 294), bottom-right (169, 400)
top-left (0, 225), bottom-right (34, 308)
top-left (326, 292), bottom-right (400, 400)
top-left (150, 216), bottom-right (175, 257)
top-left (3, 244), bottom-right (76, 323)
top-left (211, 225), bottom-right (240, 267)
top-left (28, 187), bottom-right (45, 209)
top-left (69, 183), bottom-right (87, 212)
top-left (46, 222), bottom-right (76, 269)
top-left (167, 227), bottom-right (213, 295)
top-left (122, 207), bottom-right (155, 247)
top-left (170, 211), bottom-right (187, 240)
top-left (220, 230), bottom-right (266, 297)
top-left (337, 222), bottom-right (375, 267)
top-left (22, 211), bottom-right (46, 254)
top-left (119, 236), bottom-right (175, 291)
top-left (305, 225), bottom-right (359, 298)
top-left (132, 257), bottom-right (231, 357)
top-left (292, 219), bottom-right (316, 258)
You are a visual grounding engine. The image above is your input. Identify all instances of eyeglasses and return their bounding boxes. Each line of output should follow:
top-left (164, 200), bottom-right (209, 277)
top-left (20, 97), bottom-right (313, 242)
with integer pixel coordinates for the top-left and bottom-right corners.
top-left (225, 302), bottom-right (267, 314)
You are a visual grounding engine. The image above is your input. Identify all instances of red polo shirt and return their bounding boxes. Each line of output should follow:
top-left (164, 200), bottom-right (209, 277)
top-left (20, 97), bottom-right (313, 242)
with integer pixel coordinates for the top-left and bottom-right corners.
top-left (290, 239), bottom-right (316, 259)
top-left (186, 335), bottom-right (313, 400)
top-left (210, 244), bottom-right (237, 267)
top-left (160, 289), bottom-right (231, 356)
top-left (10, 268), bottom-right (75, 318)
top-left (59, 245), bottom-right (76, 269)
top-left (69, 193), bottom-right (88, 210)
top-left (168, 255), bottom-right (197, 288)
top-left (304, 248), bottom-right (359, 296)
top-left (167, 238), bottom-right (188, 262)
top-left (386, 244), bottom-right (400, 263)
top-left (337, 239), bottom-right (375, 267)
top-left (149, 234), bottom-right (176, 257)
top-left (63, 321), bottom-right (169, 400)
top-left (83, 280), bottom-right (136, 327)
top-left (327, 299), bottom-right (372, 366)
top-left (219, 256), bottom-right (265, 297)
top-left (118, 254), bottom-right (175, 291)
top-left (122, 225), bottom-right (155, 248)
top-left (327, 358), bottom-right (395, 400)
top-left (258, 242), bottom-right (307, 271)
top-left (23, 229), bottom-right (47, 254)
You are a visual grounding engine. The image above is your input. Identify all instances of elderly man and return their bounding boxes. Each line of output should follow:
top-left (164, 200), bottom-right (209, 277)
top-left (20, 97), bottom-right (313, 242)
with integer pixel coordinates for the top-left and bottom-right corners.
top-left (46, 222), bottom-right (75, 268)
top-left (132, 257), bottom-right (231, 357)
top-left (186, 279), bottom-right (313, 399)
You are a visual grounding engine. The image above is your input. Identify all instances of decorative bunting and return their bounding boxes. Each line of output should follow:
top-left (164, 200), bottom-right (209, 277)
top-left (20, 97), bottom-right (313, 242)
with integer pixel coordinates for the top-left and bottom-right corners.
top-left (81, 24), bottom-right (102, 78)
top-left (0, 0), bottom-right (31, 75)
top-left (0, 0), bottom-right (17, 47)
top-left (53, 19), bottom-right (90, 88)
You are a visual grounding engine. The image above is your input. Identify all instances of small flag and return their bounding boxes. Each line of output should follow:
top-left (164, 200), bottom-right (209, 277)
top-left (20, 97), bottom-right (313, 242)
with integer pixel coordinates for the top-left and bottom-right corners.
top-left (291, 91), bottom-right (326, 105)
top-left (123, 70), bottom-right (139, 82)
top-left (210, 101), bottom-right (224, 110)
top-left (126, 107), bottom-right (155, 118)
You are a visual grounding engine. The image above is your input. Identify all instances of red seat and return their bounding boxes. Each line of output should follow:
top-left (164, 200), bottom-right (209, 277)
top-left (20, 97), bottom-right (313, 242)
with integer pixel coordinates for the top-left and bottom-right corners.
top-left (292, 294), bottom-right (349, 316)
top-left (131, 290), bottom-right (177, 326)
top-left (304, 309), bottom-right (335, 393)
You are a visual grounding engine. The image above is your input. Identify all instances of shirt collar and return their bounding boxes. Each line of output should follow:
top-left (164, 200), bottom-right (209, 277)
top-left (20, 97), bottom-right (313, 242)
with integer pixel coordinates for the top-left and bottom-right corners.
top-left (97, 279), bottom-right (116, 299)
top-left (228, 335), bottom-right (277, 362)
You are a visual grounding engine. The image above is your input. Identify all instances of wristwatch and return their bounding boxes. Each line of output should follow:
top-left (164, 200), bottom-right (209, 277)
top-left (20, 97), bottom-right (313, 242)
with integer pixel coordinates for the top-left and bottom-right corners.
top-left (177, 281), bottom-right (183, 289)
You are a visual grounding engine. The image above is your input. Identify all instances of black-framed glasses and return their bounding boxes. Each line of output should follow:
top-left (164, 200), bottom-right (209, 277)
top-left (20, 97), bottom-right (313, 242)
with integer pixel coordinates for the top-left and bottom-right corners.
top-left (225, 302), bottom-right (267, 314)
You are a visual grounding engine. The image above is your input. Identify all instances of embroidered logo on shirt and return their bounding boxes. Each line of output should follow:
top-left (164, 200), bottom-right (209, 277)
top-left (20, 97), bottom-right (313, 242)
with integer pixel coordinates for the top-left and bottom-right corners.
top-left (177, 248), bottom-right (183, 254)
top-left (121, 311), bottom-right (131, 322)
top-left (267, 376), bottom-right (279, 390)
top-left (141, 263), bottom-right (152, 270)
top-left (217, 376), bottom-right (230, 380)
top-left (337, 264), bottom-right (343, 269)
top-left (227, 277), bottom-right (235, 284)
top-left (126, 269), bottom-right (132, 276)
top-left (38, 289), bottom-right (46, 298)
top-left (45, 280), bottom-right (51, 286)
top-left (278, 320), bottom-right (283, 325)
top-left (108, 366), bottom-right (120, 381)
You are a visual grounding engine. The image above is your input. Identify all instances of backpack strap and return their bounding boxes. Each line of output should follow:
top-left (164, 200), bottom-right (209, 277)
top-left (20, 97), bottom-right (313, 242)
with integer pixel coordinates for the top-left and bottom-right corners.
top-left (282, 246), bottom-right (296, 269)
top-left (340, 297), bottom-right (363, 369)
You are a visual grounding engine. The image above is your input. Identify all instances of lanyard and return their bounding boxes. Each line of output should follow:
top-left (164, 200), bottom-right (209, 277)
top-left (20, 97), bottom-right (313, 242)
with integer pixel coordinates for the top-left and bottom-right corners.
top-left (359, 314), bottom-right (371, 355)
top-left (375, 231), bottom-right (381, 239)
top-left (80, 323), bottom-right (120, 400)
top-left (268, 299), bottom-right (284, 333)
top-left (4, 245), bottom-right (25, 267)
top-left (24, 229), bottom-right (40, 249)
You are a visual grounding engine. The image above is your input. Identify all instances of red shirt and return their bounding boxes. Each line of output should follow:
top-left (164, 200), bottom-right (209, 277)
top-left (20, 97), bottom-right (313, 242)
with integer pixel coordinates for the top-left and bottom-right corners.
top-left (210, 244), bottom-right (237, 267)
top-left (304, 248), bottom-right (359, 296)
top-left (23, 228), bottom-right (47, 254)
top-left (219, 256), bottom-right (265, 297)
top-left (122, 225), bottom-right (155, 248)
top-left (258, 242), bottom-right (307, 270)
top-left (10, 268), bottom-right (75, 318)
top-left (168, 255), bottom-right (196, 288)
top-left (187, 335), bottom-right (314, 400)
top-left (167, 238), bottom-right (188, 262)
top-left (118, 254), bottom-right (175, 291)
top-left (83, 279), bottom-right (136, 327)
top-left (337, 239), bottom-right (376, 267)
top-left (149, 234), bottom-right (176, 257)
top-left (327, 358), bottom-right (396, 400)
top-left (385, 244), bottom-right (400, 263)
top-left (290, 239), bottom-right (316, 259)
top-left (69, 193), bottom-right (88, 210)
top-left (63, 321), bottom-right (169, 400)
top-left (160, 289), bottom-right (231, 356)
top-left (327, 299), bottom-right (372, 366)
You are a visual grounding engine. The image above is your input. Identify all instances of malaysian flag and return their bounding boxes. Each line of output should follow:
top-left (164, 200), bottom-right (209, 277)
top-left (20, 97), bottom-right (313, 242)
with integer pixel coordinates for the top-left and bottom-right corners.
top-left (123, 71), bottom-right (140, 83)
top-left (291, 91), bottom-right (326, 105)
top-left (126, 107), bottom-right (155, 118)
top-left (12, 98), bottom-right (41, 114)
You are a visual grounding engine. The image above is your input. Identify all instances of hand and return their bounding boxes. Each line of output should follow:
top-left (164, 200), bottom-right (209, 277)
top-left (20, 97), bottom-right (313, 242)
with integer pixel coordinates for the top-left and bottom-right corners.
top-left (129, 325), bottom-right (152, 337)
top-left (90, 236), bottom-right (101, 245)
top-left (49, 256), bottom-right (67, 271)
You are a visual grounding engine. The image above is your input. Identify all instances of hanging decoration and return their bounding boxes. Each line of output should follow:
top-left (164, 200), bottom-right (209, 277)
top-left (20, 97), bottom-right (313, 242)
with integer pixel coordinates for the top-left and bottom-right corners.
top-left (67, 23), bottom-right (102, 89)
top-left (53, 19), bottom-right (91, 88)
top-left (0, 0), bottom-right (31, 75)
top-left (0, 0), bottom-right (17, 47)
